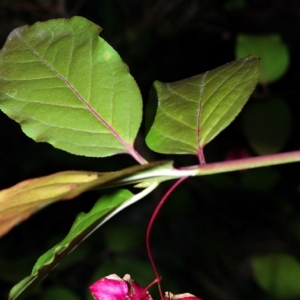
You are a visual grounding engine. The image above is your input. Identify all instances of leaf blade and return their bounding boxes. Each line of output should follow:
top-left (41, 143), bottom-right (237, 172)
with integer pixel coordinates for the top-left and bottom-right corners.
top-left (0, 161), bottom-right (172, 238)
top-left (235, 34), bottom-right (289, 84)
top-left (0, 16), bottom-right (142, 158)
top-left (8, 185), bottom-right (159, 300)
top-left (145, 56), bottom-right (260, 156)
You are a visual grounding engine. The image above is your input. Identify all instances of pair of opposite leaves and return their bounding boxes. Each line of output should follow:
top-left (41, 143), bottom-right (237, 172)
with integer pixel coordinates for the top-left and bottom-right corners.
top-left (0, 16), bottom-right (259, 163)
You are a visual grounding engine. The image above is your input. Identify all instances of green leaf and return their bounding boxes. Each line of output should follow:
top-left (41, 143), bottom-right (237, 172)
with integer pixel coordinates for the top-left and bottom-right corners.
top-left (145, 56), bottom-right (259, 158)
top-left (0, 16), bottom-right (143, 159)
top-left (252, 253), bottom-right (300, 299)
top-left (44, 286), bottom-right (80, 300)
top-left (0, 160), bottom-right (171, 238)
top-left (8, 187), bottom-right (160, 300)
top-left (235, 34), bottom-right (289, 84)
top-left (242, 97), bottom-right (291, 155)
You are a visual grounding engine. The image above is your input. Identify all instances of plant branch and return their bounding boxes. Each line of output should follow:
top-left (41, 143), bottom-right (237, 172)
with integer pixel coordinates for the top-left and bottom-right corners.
top-left (195, 150), bottom-right (300, 175)
top-left (97, 151), bottom-right (300, 189)
top-left (197, 147), bottom-right (206, 165)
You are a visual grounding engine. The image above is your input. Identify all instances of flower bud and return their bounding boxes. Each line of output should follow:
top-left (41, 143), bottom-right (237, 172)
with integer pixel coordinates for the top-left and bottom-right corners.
top-left (89, 274), bottom-right (152, 300)
top-left (89, 274), bottom-right (130, 300)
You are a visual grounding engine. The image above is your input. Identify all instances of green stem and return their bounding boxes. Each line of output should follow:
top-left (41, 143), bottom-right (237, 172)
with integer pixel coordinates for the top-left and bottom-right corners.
top-left (103, 151), bottom-right (300, 189)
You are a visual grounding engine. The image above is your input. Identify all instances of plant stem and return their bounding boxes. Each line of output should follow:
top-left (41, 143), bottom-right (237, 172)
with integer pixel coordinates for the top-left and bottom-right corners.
top-left (195, 150), bottom-right (300, 175)
top-left (197, 147), bottom-right (206, 165)
top-left (146, 176), bottom-right (189, 300)
top-left (129, 148), bottom-right (148, 165)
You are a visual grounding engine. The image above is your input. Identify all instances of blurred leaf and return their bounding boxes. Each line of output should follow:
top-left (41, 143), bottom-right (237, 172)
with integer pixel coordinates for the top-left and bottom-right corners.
top-left (0, 16), bottom-right (143, 158)
top-left (9, 189), bottom-right (134, 300)
top-left (240, 168), bottom-right (280, 191)
top-left (252, 253), bottom-right (300, 299)
top-left (102, 224), bottom-right (144, 253)
top-left (145, 56), bottom-right (259, 157)
top-left (224, 0), bottom-right (246, 10)
top-left (242, 97), bottom-right (291, 155)
top-left (0, 161), bottom-right (171, 238)
top-left (236, 34), bottom-right (289, 84)
top-left (44, 286), bottom-right (80, 300)
top-left (0, 255), bottom-right (36, 283)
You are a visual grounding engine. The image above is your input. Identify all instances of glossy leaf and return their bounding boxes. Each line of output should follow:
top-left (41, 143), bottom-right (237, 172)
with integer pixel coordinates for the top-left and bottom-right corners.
top-left (0, 160), bottom-right (171, 238)
top-left (0, 16), bottom-right (143, 160)
top-left (145, 56), bottom-right (259, 158)
top-left (242, 97), bottom-right (291, 155)
top-left (9, 188), bottom-right (160, 300)
top-left (236, 34), bottom-right (289, 84)
top-left (252, 253), bottom-right (300, 298)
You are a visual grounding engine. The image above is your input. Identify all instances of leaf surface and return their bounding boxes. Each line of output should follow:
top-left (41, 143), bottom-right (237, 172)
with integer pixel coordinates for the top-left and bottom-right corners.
top-left (235, 34), bottom-right (289, 84)
top-left (0, 16), bottom-right (142, 158)
top-left (8, 187), bottom-right (158, 300)
top-left (145, 56), bottom-right (259, 158)
top-left (0, 161), bottom-right (171, 238)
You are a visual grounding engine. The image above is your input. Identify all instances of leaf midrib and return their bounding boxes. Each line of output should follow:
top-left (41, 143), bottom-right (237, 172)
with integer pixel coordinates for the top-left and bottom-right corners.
top-left (15, 31), bottom-right (133, 153)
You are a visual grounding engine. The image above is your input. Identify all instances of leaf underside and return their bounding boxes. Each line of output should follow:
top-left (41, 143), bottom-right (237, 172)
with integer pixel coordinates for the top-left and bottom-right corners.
top-left (8, 189), bottom-right (134, 300)
top-left (0, 160), bottom-right (172, 238)
top-left (145, 56), bottom-right (260, 156)
top-left (0, 16), bottom-right (142, 157)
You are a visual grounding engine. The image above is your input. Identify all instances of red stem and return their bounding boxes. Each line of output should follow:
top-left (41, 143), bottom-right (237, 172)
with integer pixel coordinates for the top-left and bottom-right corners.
top-left (146, 176), bottom-right (189, 300)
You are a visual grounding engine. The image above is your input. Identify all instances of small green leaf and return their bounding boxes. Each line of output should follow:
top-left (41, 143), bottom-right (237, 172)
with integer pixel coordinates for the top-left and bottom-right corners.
top-left (242, 97), bottom-right (291, 155)
top-left (145, 56), bottom-right (259, 157)
top-left (8, 189), bottom-right (134, 300)
top-left (0, 16), bottom-right (142, 159)
top-left (252, 253), bottom-right (300, 299)
top-left (235, 34), bottom-right (289, 84)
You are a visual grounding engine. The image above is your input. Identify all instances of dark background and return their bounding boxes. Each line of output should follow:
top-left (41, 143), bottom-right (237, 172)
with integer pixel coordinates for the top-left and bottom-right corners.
top-left (1, 1), bottom-right (300, 299)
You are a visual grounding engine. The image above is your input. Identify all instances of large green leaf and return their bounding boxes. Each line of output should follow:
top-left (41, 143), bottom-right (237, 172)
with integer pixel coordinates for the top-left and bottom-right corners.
top-left (235, 34), bottom-right (289, 84)
top-left (145, 56), bottom-right (259, 158)
top-left (0, 16), bottom-right (143, 160)
top-left (252, 253), bottom-right (300, 299)
top-left (8, 186), bottom-right (158, 300)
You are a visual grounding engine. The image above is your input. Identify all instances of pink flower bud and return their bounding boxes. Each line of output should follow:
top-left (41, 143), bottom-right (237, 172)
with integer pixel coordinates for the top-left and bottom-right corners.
top-left (89, 274), bottom-right (130, 300)
top-left (164, 292), bottom-right (202, 300)
top-left (89, 274), bottom-right (152, 300)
